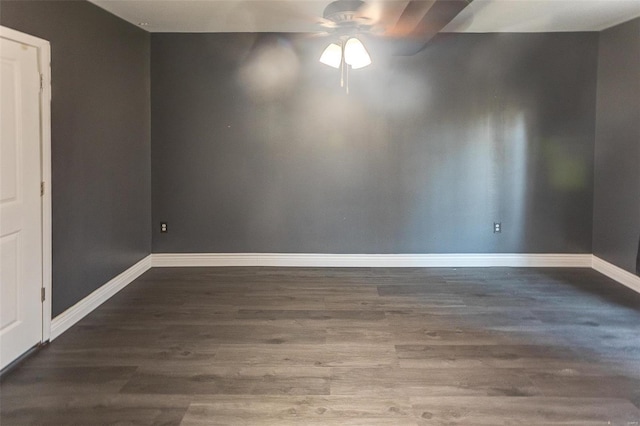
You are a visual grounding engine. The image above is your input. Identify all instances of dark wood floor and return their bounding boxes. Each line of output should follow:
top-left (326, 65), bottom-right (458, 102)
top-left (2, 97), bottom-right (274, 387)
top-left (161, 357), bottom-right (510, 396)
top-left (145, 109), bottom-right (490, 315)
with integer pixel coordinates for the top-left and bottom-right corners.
top-left (2, 267), bottom-right (640, 425)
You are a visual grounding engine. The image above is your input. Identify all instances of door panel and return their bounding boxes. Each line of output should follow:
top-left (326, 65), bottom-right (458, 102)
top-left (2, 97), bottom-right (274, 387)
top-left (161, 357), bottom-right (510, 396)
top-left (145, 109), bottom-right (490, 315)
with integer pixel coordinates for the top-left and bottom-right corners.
top-left (0, 37), bottom-right (43, 370)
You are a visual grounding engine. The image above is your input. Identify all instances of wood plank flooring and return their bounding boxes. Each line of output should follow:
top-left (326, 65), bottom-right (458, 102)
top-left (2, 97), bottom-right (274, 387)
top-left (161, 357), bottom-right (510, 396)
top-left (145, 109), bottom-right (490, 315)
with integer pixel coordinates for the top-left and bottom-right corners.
top-left (2, 267), bottom-right (640, 425)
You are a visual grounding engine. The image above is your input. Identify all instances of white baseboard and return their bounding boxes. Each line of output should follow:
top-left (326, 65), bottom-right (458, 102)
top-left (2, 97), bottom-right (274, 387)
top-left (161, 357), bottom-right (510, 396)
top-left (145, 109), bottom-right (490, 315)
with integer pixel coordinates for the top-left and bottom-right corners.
top-left (46, 253), bottom-right (639, 342)
top-left (151, 253), bottom-right (592, 268)
top-left (592, 256), bottom-right (640, 294)
top-left (50, 255), bottom-right (152, 340)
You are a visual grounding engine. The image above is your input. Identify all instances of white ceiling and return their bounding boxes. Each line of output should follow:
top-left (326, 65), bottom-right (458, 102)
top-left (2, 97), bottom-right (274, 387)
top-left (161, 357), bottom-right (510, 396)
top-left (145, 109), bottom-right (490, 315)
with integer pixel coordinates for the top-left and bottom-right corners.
top-left (444, 0), bottom-right (640, 32)
top-left (89, 0), bottom-right (640, 33)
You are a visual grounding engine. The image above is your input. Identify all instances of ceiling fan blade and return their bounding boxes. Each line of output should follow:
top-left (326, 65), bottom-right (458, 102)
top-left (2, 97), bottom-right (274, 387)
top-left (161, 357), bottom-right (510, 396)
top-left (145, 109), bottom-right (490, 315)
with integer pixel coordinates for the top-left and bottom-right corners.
top-left (398, 0), bottom-right (473, 40)
top-left (317, 17), bottom-right (339, 29)
top-left (354, 0), bottom-right (410, 31)
top-left (371, 0), bottom-right (472, 55)
top-left (304, 31), bottom-right (332, 39)
top-left (384, 0), bottom-right (437, 37)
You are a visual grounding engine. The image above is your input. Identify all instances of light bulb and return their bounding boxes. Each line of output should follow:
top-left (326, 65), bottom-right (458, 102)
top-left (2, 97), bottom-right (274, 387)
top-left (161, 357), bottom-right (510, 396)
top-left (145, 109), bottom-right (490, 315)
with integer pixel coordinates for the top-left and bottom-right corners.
top-left (344, 37), bottom-right (371, 69)
top-left (319, 43), bottom-right (342, 69)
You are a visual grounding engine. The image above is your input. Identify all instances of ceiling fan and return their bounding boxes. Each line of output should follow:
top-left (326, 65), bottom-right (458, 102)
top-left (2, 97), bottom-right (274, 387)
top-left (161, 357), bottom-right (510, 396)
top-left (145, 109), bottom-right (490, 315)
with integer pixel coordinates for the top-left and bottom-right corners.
top-left (312, 0), bottom-right (473, 91)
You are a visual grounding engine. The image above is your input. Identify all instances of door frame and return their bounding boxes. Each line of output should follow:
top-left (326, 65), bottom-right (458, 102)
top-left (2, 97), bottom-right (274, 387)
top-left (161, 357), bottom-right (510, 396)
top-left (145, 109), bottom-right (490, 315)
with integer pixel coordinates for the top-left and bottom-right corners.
top-left (1, 26), bottom-right (52, 343)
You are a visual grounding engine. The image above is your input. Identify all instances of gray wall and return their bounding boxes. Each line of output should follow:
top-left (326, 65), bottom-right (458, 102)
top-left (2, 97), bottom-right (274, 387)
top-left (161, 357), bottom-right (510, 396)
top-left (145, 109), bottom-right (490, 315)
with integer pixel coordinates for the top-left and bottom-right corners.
top-left (1, 1), bottom-right (151, 316)
top-left (593, 18), bottom-right (640, 275)
top-left (152, 32), bottom-right (597, 254)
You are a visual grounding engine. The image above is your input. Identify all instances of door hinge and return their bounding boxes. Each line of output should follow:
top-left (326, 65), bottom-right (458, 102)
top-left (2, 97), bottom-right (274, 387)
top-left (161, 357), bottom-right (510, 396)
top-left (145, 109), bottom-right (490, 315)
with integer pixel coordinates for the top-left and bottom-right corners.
top-left (39, 74), bottom-right (43, 92)
top-left (41, 182), bottom-right (45, 196)
top-left (41, 287), bottom-right (45, 302)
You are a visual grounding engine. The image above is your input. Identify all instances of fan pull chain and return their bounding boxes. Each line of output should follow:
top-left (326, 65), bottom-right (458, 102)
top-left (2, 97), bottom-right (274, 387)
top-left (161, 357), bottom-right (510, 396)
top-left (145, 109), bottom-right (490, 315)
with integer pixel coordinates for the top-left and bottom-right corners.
top-left (346, 63), bottom-right (350, 95)
top-left (340, 39), bottom-right (345, 88)
top-left (337, 39), bottom-right (350, 95)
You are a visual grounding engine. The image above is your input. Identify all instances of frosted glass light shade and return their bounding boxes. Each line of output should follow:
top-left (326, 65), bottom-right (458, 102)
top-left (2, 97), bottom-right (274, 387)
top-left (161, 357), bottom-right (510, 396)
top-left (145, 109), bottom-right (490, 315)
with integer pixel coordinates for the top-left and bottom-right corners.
top-left (319, 43), bottom-right (342, 68)
top-left (344, 37), bottom-right (371, 69)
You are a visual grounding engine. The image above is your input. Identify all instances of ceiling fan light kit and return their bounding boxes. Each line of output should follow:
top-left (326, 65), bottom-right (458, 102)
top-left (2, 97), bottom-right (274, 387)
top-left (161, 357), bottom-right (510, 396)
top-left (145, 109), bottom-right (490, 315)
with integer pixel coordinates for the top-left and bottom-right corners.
top-left (319, 36), bottom-right (370, 93)
top-left (320, 37), bottom-right (371, 70)
top-left (316, 0), bottom-right (474, 92)
top-left (318, 0), bottom-right (374, 92)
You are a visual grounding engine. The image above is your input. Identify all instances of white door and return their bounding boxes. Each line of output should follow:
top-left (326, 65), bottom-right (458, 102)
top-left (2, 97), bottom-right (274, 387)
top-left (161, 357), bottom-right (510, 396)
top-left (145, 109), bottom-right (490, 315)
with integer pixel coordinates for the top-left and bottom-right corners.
top-left (0, 36), bottom-right (43, 370)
